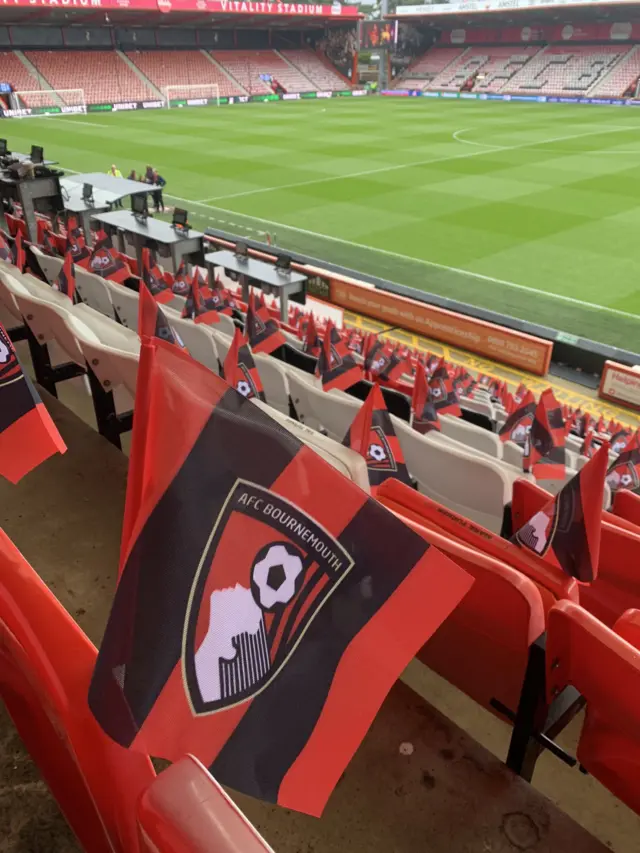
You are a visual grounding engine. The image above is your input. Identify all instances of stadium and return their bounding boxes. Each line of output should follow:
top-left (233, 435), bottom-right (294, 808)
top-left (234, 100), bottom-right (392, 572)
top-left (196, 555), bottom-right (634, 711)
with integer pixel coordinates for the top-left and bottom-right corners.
top-left (0, 0), bottom-right (639, 851)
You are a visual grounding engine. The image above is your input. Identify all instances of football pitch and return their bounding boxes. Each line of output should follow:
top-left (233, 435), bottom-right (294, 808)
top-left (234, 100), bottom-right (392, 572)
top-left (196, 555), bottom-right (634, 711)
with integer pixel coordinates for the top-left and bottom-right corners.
top-left (13, 96), bottom-right (640, 350)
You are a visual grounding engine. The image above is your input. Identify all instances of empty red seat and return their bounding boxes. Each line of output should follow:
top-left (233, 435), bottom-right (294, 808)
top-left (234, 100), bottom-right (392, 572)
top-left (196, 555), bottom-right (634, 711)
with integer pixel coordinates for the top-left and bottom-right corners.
top-left (612, 488), bottom-right (640, 529)
top-left (512, 479), bottom-right (640, 626)
top-left (546, 601), bottom-right (640, 815)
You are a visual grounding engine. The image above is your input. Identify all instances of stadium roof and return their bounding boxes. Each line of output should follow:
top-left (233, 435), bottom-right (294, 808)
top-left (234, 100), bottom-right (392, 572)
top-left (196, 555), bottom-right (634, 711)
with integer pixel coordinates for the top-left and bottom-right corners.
top-left (388, 1), bottom-right (640, 24)
top-left (0, 0), bottom-right (362, 28)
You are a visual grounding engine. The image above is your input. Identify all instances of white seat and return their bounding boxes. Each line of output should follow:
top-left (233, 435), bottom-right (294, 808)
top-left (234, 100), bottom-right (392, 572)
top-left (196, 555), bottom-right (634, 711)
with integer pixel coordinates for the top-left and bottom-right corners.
top-left (254, 352), bottom-right (290, 417)
top-left (460, 397), bottom-right (496, 421)
top-left (216, 312), bottom-right (237, 337)
top-left (288, 372), bottom-right (360, 441)
top-left (393, 417), bottom-right (525, 533)
top-left (0, 267), bottom-right (29, 324)
top-left (211, 328), bottom-right (231, 364)
top-left (503, 440), bottom-right (524, 468)
top-left (169, 315), bottom-right (219, 374)
top-left (439, 414), bottom-right (503, 459)
top-left (75, 268), bottom-right (115, 319)
top-left (30, 246), bottom-right (64, 286)
top-left (68, 306), bottom-right (140, 398)
top-left (252, 400), bottom-right (369, 493)
top-left (566, 434), bottom-right (583, 454)
top-left (102, 279), bottom-right (139, 331)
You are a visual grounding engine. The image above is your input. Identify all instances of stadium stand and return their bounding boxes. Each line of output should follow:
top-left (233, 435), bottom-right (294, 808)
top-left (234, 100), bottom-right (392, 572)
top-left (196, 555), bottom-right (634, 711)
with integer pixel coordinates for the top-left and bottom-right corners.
top-left (280, 49), bottom-right (351, 90)
top-left (126, 50), bottom-right (245, 99)
top-left (504, 45), bottom-right (630, 96)
top-left (589, 43), bottom-right (640, 97)
top-left (467, 47), bottom-right (541, 93)
top-left (0, 50), bottom-right (46, 107)
top-left (398, 46), bottom-right (465, 90)
top-left (211, 50), bottom-right (311, 95)
top-left (25, 50), bottom-right (156, 104)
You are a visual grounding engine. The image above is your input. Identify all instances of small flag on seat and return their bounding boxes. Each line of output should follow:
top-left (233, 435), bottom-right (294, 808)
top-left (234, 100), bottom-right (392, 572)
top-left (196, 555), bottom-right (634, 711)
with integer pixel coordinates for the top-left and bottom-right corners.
top-left (343, 384), bottom-right (412, 492)
top-left (171, 259), bottom-right (190, 296)
top-left (301, 311), bottom-right (321, 357)
top-left (0, 323), bottom-right (66, 483)
top-left (88, 336), bottom-right (473, 817)
top-left (580, 430), bottom-right (595, 459)
top-left (610, 428), bottom-right (632, 456)
top-left (142, 248), bottom-right (173, 304)
top-left (244, 291), bottom-right (286, 355)
top-left (89, 236), bottom-right (131, 284)
top-left (411, 361), bottom-right (440, 434)
top-left (52, 251), bottom-right (75, 302)
top-left (606, 431), bottom-right (640, 495)
top-left (513, 442), bottom-right (609, 583)
top-left (222, 327), bottom-right (265, 401)
top-left (499, 390), bottom-right (535, 445)
top-left (428, 358), bottom-right (461, 417)
top-left (66, 215), bottom-right (91, 268)
top-left (316, 320), bottom-right (361, 392)
top-left (12, 231), bottom-right (25, 273)
top-left (523, 389), bottom-right (566, 480)
top-left (181, 270), bottom-right (222, 325)
top-left (138, 282), bottom-right (185, 350)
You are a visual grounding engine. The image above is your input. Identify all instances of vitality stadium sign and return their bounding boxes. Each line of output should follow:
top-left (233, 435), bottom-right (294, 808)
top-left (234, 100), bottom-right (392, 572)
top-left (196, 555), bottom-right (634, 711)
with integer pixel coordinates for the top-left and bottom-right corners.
top-left (0, 0), bottom-right (361, 13)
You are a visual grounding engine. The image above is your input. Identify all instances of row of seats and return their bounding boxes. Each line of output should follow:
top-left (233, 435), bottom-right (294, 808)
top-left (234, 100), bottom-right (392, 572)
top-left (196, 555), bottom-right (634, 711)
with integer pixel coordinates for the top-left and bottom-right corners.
top-left (505, 44), bottom-right (629, 95)
top-left (126, 50), bottom-right (244, 99)
top-left (428, 46), bottom-right (540, 92)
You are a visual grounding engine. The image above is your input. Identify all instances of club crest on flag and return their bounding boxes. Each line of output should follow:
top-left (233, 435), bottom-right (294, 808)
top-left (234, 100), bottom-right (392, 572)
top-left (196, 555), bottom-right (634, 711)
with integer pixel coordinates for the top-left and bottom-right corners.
top-left (183, 479), bottom-right (354, 716)
top-left (366, 425), bottom-right (396, 472)
top-left (234, 363), bottom-right (261, 399)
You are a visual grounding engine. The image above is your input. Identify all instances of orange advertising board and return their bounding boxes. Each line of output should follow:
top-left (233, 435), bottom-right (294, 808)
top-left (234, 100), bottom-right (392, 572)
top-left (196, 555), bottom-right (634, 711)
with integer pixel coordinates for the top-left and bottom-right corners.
top-left (599, 361), bottom-right (640, 412)
top-left (327, 275), bottom-right (553, 376)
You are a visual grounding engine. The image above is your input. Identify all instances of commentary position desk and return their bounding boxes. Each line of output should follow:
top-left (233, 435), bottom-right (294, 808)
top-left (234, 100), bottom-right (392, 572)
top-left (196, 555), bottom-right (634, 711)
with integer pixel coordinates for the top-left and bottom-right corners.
top-left (205, 249), bottom-right (306, 322)
top-left (61, 173), bottom-right (151, 244)
top-left (91, 210), bottom-right (205, 274)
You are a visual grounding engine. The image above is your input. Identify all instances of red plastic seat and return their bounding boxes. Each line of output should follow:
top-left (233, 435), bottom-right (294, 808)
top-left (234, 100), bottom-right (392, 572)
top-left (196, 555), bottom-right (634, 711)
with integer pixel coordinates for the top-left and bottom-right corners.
top-left (612, 488), bottom-right (640, 530)
top-left (137, 755), bottom-right (274, 852)
top-left (547, 601), bottom-right (640, 815)
top-left (512, 479), bottom-right (640, 626)
top-left (0, 529), bottom-right (155, 852)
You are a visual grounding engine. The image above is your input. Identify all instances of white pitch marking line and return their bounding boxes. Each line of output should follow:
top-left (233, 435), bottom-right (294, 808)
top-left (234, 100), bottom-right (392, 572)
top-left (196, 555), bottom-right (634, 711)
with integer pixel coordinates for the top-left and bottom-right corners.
top-left (40, 117), bottom-right (110, 128)
top-left (452, 127), bottom-right (503, 148)
top-left (196, 123), bottom-right (640, 204)
top-left (164, 188), bottom-right (640, 324)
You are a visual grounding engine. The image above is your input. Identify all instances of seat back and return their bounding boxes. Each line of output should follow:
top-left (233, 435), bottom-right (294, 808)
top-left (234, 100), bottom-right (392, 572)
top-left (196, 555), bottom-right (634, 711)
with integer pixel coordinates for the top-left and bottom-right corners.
top-left (288, 372), bottom-right (360, 440)
top-left (0, 266), bottom-right (30, 322)
top-left (512, 478), bottom-right (640, 626)
top-left (169, 315), bottom-right (220, 374)
top-left (75, 269), bottom-right (116, 319)
top-left (137, 755), bottom-right (274, 853)
top-left (612, 489), bottom-right (640, 529)
top-left (103, 279), bottom-right (140, 330)
top-left (395, 511), bottom-right (546, 716)
top-left (546, 601), bottom-right (640, 815)
top-left (439, 413), bottom-right (503, 459)
top-left (30, 246), bottom-right (64, 287)
top-left (254, 352), bottom-right (290, 416)
top-left (13, 286), bottom-right (93, 366)
top-left (0, 530), bottom-right (155, 853)
top-left (69, 306), bottom-right (140, 397)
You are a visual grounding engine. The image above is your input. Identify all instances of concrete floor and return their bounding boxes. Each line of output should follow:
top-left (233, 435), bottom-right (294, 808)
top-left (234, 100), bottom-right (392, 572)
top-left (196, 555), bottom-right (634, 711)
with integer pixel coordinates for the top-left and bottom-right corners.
top-left (0, 361), bottom-right (638, 850)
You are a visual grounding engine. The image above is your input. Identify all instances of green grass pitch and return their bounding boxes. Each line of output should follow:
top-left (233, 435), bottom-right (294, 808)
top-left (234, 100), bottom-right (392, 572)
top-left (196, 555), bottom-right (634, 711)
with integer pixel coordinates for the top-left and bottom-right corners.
top-left (12, 97), bottom-right (640, 350)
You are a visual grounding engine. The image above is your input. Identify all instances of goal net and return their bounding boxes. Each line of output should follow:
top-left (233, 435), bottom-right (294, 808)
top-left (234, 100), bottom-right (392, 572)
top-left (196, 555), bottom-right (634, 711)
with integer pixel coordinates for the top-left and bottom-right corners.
top-left (9, 89), bottom-right (86, 117)
top-left (164, 84), bottom-right (221, 109)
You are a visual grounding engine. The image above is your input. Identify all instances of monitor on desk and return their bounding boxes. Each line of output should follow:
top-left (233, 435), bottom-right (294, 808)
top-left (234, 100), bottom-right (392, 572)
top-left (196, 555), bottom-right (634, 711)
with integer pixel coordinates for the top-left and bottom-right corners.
top-left (0, 139), bottom-right (7, 157)
top-left (30, 145), bottom-right (44, 165)
top-left (275, 254), bottom-right (292, 273)
top-left (131, 192), bottom-right (149, 219)
top-left (172, 207), bottom-right (188, 231)
top-left (235, 241), bottom-right (249, 261)
top-left (82, 183), bottom-right (93, 204)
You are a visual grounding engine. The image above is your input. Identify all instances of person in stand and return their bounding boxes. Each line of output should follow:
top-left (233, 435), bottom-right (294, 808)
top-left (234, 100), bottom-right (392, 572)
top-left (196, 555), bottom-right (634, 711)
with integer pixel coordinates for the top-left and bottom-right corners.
top-left (151, 170), bottom-right (166, 213)
top-left (127, 169), bottom-right (138, 181)
top-left (144, 164), bottom-right (154, 184)
top-left (108, 164), bottom-right (123, 207)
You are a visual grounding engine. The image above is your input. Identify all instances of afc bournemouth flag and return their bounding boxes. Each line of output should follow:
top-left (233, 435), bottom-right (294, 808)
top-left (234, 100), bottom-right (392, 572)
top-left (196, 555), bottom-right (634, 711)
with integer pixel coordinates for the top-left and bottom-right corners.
top-left (138, 282), bottom-right (186, 350)
top-left (89, 240), bottom-right (131, 284)
top-left (302, 312), bottom-right (321, 357)
top-left (0, 231), bottom-right (12, 262)
top-left (364, 339), bottom-right (405, 384)
top-left (88, 338), bottom-right (472, 816)
top-left (610, 428), bottom-right (631, 456)
top-left (181, 271), bottom-right (221, 326)
top-left (206, 277), bottom-right (232, 315)
top-left (523, 389), bottom-right (566, 480)
top-left (606, 431), bottom-right (640, 495)
top-left (428, 359), bottom-right (461, 417)
top-left (316, 320), bottom-right (362, 392)
top-left (66, 215), bottom-right (91, 269)
top-left (142, 248), bottom-right (172, 305)
top-left (223, 328), bottom-right (266, 402)
top-left (514, 383), bottom-right (527, 404)
top-left (499, 390), bottom-right (535, 445)
top-left (12, 231), bottom-right (25, 273)
top-left (52, 251), bottom-right (76, 302)
top-left (512, 442), bottom-right (608, 582)
top-left (581, 430), bottom-right (595, 459)
top-left (342, 384), bottom-right (412, 493)
top-left (172, 260), bottom-right (190, 296)
top-left (411, 361), bottom-right (440, 435)
top-left (245, 291), bottom-right (286, 356)
top-left (0, 323), bottom-right (66, 483)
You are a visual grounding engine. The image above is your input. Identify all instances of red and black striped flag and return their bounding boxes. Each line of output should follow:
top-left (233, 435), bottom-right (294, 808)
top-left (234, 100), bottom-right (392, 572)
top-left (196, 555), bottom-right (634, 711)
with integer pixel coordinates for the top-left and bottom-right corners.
top-left (610, 428), bottom-right (631, 456)
top-left (580, 430), bottom-right (595, 460)
top-left (89, 233), bottom-right (131, 284)
top-left (138, 282), bottom-right (186, 350)
top-left (244, 291), bottom-right (286, 355)
top-left (316, 320), bottom-right (362, 392)
top-left (181, 270), bottom-right (221, 325)
top-left (512, 442), bottom-right (609, 582)
top-left (499, 389), bottom-right (536, 445)
top-left (606, 431), bottom-right (640, 495)
top-left (364, 339), bottom-right (405, 384)
top-left (343, 384), bottom-right (412, 493)
top-left (428, 358), bottom-right (461, 417)
top-left (206, 277), bottom-right (232, 315)
top-left (0, 322), bottom-right (66, 483)
top-left (65, 215), bottom-right (90, 269)
top-left (87, 337), bottom-right (472, 816)
top-left (514, 383), bottom-right (527, 404)
top-left (411, 361), bottom-right (440, 435)
top-left (301, 311), bottom-right (321, 357)
top-left (12, 231), bottom-right (25, 273)
top-left (41, 228), bottom-right (57, 257)
top-left (523, 389), bottom-right (566, 480)
top-left (171, 259), bottom-right (190, 296)
top-left (52, 251), bottom-right (76, 302)
top-left (142, 248), bottom-right (172, 305)
top-left (222, 327), bottom-right (266, 402)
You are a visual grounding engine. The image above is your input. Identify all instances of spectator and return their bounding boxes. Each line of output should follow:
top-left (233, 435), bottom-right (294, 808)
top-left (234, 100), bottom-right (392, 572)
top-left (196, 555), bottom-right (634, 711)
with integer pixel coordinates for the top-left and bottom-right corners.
top-left (151, 170), bottom-right (166, 213)
top-left (108, 164), bottom-right (122, 178)
top-left (144, 164), bottom-right (154, 183)
top-left (127, 169), bottom-right (138, 181)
